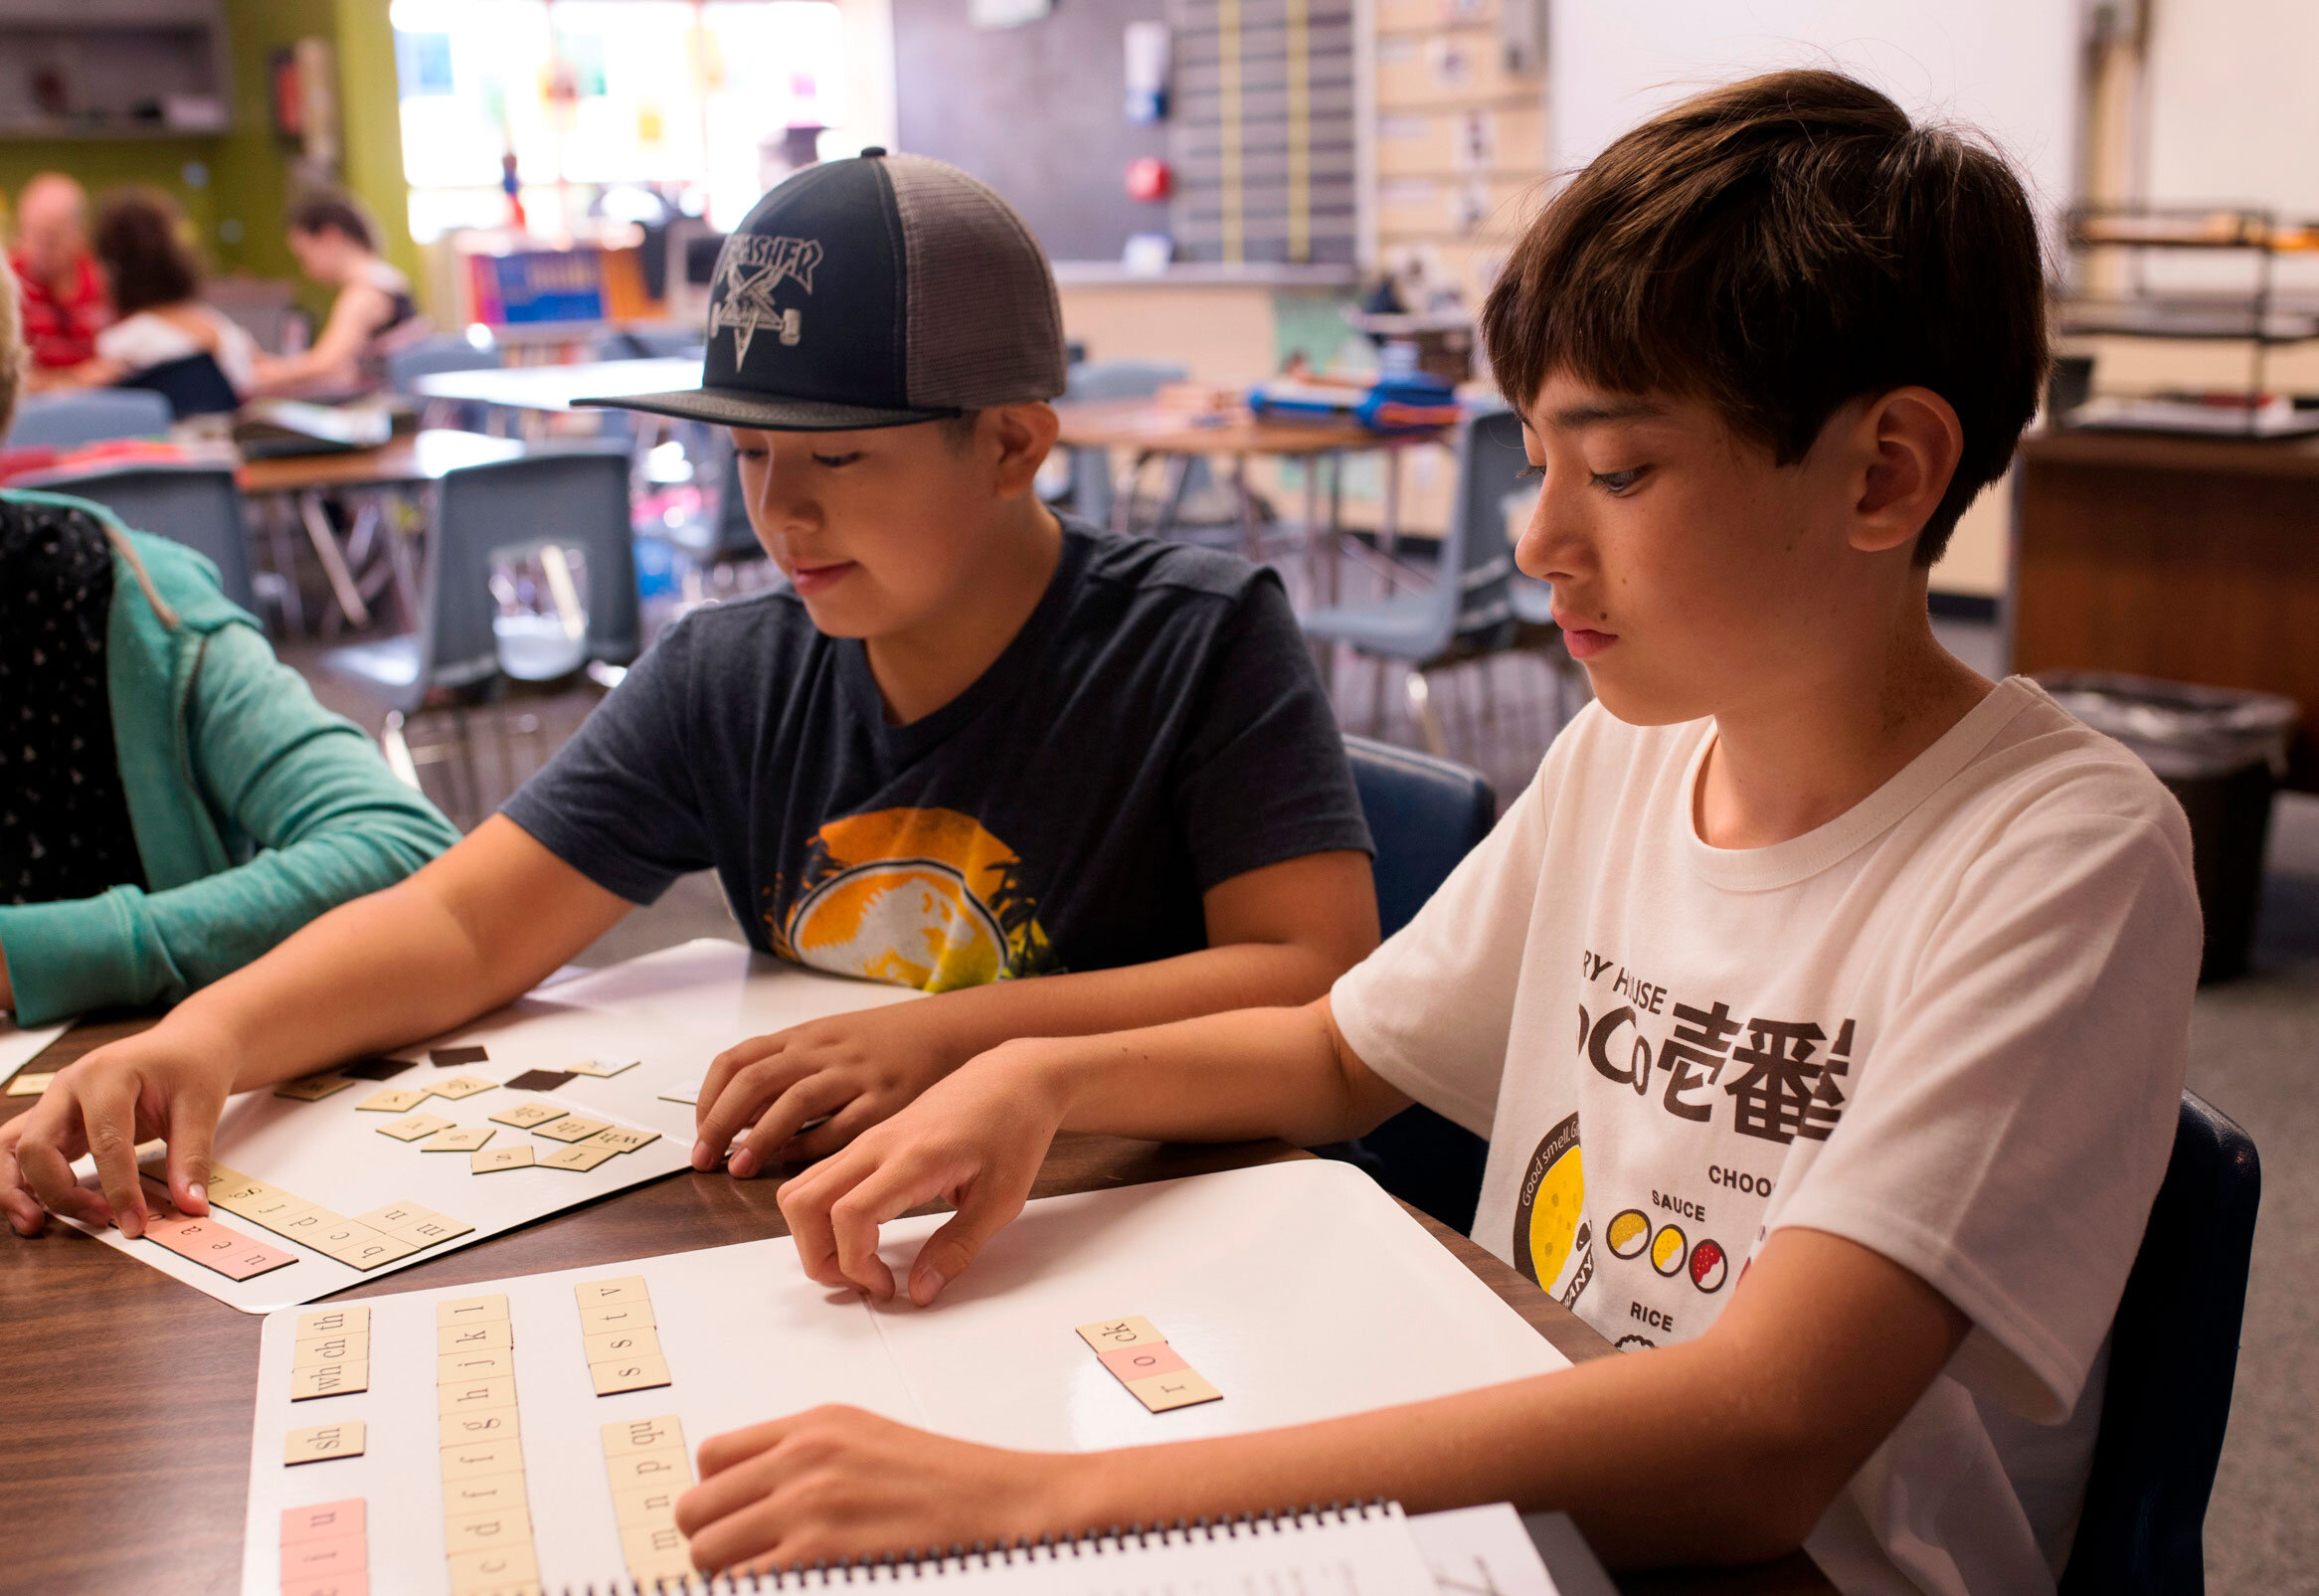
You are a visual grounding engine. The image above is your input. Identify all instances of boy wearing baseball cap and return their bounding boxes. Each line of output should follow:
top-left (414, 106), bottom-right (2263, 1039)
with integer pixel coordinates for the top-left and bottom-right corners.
top-left (2, 153), bottom-right (1377, 1234)
top-left (695, 76), bottom-right (2203, 1593)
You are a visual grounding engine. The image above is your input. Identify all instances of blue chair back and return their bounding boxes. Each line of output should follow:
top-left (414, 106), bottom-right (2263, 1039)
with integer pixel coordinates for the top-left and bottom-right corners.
top-left (1430, 406), bottom-right (1527, 650)
top-left (17, 462), bottom-right (256, 613)
top-left (426, 445), bottom-right (639, 691)
top-left (115, 352), bottom-right (242, 420)
top-left (1061, 360), bottom-right (1187, 528)
top-left (6, 388), bottom-right (173, 447)
top-left (2060, 1091), bottom-right (2260, 1596)
top-left (1329, 735), bottom-right (1498, 1230)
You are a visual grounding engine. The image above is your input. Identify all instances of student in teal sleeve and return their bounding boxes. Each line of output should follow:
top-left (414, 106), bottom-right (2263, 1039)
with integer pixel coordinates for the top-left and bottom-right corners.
top-left (0, 270), bottom-right (460, 1026)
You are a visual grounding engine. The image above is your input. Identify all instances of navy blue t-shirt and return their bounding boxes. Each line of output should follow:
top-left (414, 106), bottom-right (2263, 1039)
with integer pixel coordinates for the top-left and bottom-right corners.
top-left (503, 520), bottom-right (1370, 991)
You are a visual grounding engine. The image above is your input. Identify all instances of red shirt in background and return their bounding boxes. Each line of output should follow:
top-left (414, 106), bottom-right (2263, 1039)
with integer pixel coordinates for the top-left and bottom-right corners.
top-left (9, 252), bottom-right (109, 369)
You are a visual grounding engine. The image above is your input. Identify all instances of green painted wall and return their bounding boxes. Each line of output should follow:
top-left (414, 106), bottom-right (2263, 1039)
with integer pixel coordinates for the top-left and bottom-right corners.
top-left (0, 0), bottom-right (417, 319)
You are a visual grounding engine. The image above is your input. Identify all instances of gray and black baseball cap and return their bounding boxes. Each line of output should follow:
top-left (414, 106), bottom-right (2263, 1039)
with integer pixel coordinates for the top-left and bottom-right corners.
top-left (576, 149), bottom-right (1065, 432)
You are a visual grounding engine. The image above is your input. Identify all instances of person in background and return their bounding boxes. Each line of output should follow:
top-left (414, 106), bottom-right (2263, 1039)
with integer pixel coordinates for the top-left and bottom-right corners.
top-left (250, 188), bottom-right (424, 397)
top-left (0, 264), bottom-right (461, 1027)
top-left (56, 188), bottom-right (260, 399)
top-left (8, 173), bottom-right (108, 392)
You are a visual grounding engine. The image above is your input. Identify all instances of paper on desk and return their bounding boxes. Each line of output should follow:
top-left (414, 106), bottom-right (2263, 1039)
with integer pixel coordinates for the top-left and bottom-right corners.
top-left (0, 1016), bottom-right (70, 1083)
top-left (1408, 1504), bottom-right (1562, 1596)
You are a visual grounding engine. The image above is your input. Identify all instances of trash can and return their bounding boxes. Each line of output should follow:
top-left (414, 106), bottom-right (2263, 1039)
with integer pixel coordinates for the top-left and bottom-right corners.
top-left (2037, 672), bottom-right (2301, 981)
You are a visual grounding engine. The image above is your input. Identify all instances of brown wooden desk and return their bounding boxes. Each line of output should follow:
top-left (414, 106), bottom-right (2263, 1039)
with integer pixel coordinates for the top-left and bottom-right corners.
top-left (2014, 428), bottom-right (2319, 788)
top-left (0, 1018), bottom-right (1827, 1596)
top-left (1051, 400), bottom-right (1450, 602)
top-left (236, 430), bottom-right (530, 634)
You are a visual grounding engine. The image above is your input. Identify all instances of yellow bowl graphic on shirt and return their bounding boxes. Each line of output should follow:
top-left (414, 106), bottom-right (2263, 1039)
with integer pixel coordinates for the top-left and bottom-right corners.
top-left (1650, 1223), bottom-right (1689, 1278)
top-left (1513, 1113), bottom-right (1586, 1296)
top-left (790, 858), bottom-right (1008, 989)
top-left (774, 807), bottom-right (1054, 991)
top-left (1605, 1208), bottom-right (1651, 1260)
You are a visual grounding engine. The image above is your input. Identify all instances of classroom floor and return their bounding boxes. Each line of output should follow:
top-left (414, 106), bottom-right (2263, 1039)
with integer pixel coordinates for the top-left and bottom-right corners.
top-left (283, 597), bottom-right (2314, 1594)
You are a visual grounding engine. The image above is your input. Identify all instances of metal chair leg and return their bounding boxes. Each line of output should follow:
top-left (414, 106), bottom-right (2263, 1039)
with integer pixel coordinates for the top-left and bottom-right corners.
top-left (1406, 667), bottom-right (1449, 757)
top-left (379, 710), bottom-right (423, 791)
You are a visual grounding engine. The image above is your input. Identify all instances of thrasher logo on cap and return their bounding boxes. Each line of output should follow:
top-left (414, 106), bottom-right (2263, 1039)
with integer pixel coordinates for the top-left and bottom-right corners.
top-left (710, 234), bottom-right (825, 364)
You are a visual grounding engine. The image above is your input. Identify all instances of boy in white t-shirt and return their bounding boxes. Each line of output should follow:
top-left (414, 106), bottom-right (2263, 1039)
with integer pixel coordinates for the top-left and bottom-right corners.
top-left (669, 71), bottom-right (2203, 1595)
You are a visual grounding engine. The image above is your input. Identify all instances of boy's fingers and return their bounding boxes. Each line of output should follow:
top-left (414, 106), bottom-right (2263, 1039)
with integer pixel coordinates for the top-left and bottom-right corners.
top-left (15, 1136), bottom-right (111, 1231)
top-left (829, 1159), bottom-right (955, 1300)
top-left (695, 1054), bottom-right (816, 1164)
top-left (732, 1078), bottom-right (853, 1177)
top-left (778, 1097), bottom-right (884, 1163)
top-left (0, 1147), bottom-right (47, 1235)
top-left (777, 1159), bottom-right (853, 1285)
top-left (695, 1032), bottom-right (792, 1134)
top-left (165, 1095), bottom-right (219, 1216)
top-left (909, 1180), bottom-right (1028, 1305)
top-left (83, 1083), bottom-right (151, 1238)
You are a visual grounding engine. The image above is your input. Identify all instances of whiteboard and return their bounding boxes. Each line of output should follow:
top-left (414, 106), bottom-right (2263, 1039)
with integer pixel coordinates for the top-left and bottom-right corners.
top-left (1547, 1), bottom-right (2081, 228)
top-left (242, 1159), bottom-right (1573, 1596)
top-left (66, 941), bottom-right (919, 1314)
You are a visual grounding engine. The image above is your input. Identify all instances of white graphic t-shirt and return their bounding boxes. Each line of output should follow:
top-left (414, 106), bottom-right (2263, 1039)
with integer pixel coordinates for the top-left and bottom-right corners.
top-left (1331, 677), bottom-right (2200, 1596)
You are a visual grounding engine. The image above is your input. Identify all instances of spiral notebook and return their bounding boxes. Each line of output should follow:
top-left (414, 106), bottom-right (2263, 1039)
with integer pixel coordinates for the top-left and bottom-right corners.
top-left (540, 1502), bottom-right (1568, 1596)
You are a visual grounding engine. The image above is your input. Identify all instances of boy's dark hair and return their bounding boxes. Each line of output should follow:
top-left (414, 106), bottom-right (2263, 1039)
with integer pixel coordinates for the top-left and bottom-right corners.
top-left (287, 187), bottom-right (380, 252)
top-left (93, 189), bottom-right (201, 316)
top-left (1480, 69), bottom-right (2050, 564)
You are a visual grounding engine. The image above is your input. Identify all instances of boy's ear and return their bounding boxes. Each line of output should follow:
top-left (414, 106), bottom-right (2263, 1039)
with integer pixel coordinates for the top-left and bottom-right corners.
top-left (1849, 387), bottom-right (1963, 556)
top-left (985, 402), bottom-right (1060, 498)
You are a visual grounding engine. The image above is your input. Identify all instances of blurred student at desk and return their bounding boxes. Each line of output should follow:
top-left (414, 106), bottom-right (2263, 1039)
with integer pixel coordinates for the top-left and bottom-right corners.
top-left (0, 268), bottom-right (460, 1027)
top-left (47, 189), bottom-right (260, 405)
top-left (8, 174), bottom-right (108, 393)
top-left (251, 189), bottom-right (426, 399)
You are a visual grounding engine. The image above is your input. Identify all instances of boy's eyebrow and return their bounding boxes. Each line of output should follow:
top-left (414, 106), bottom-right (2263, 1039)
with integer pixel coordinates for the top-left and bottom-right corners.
top-left (1540, 398), bottom-right (1665, 430)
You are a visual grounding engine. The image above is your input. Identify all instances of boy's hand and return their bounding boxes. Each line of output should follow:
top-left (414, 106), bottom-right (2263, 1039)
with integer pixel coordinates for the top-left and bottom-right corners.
top-left (777, 1043), bottom-right (1066, 1305)
top-left (0, 1019), bottom-right (237, 1239)
top-left (677, 1405), bottom-right (1075, 1575)
top-left (694, 1004), bottom-right (969, 1177)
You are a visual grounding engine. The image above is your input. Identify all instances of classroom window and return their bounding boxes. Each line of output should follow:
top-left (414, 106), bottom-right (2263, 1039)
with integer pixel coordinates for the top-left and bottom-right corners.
top-left (389, 0), bottom-right (848, 244)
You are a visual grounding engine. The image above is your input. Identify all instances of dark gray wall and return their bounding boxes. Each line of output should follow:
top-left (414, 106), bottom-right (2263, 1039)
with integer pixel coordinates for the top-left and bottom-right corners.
top-left (891, 0), bottom-right (1168, 264)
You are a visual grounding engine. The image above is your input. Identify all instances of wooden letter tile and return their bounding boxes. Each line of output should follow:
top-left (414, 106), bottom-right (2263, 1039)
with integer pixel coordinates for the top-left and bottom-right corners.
top-left (438, 1349), bottom-right (515, 1383)
top-left (574, 1275), bottom-right (650, 1307)
top-left (446, 1544), bottom-right (537, 1593)
top-left (296, 1307), bottom-right (371, 1339)
top-left (272, 1073), bottom-right (358, 1102)
top-left (429, 1074), bottom-right (498, 1102)
top-left (355, 1088), bottom-right (428, 1114)
top-left (531, 1115), bottom-right (613, 1144)
top-left (444, 1507), bottom-right (531, 1553)
top-left (339, 1233), bottom-right (421, 1271)
top-left (469, 1146), bottom-right (535, 1174)
top-left (438, 1294), bottom-right (511, 1328)
top-left (601, 1414), bottom-right (687, 1458)
top-left (578, 1301), bottom-right (655, 1333)
top-left (423, 1126), bottom-right (497, 1153)
top-left (582, 1327), bottom-right (661, 1366)
top-left (536, 1142), bottom-right (618, 1172)
top-left (580, 1126), bottom-right (660, 1155)
top-left (352, 1201), bottom-right (430, 1232)
top-left (295, 1331), bottom-right (370, 1367)
top-left (604, 1446), bottom-right (692, 1490)
top-left (375, 1113), bottom-right (455, 1143)
top-left (284, 1421), bottom-right (368, 1466)
top-left (438, 1322), bottom-right (515, 1356)
top-left (438, 1406), bottom-right (520, 1448)
top-left (1098, 1341), bottom-right (1187, 1383)
top-left (395, 1211), bottom-right (475, 1246)
top-left (442, 1470), bottom-right (529, 1516)
top-left (279, 1532), bottom-right (367, 1578)
top-left (439, 1439), bottom-right (526, 1480)
top-left (612, 1481), bottom-right (684, 1526)
top-left (1124, 1368), bottom-right (1223, 1412)
top-left (289, 1362), bottom-right (372, 1401)
top-left (1074, 1316), bottom-right (1166, 1353)
top-left (5, 1071), bottom-right (53, 1097)
top-left (486, 1102), bottom-right (569, 1130)
top-left (567, 1056), bottom-right (640, 1078)
top-left (280, 1498), bottom-right (366, 1542)
top-left (589, 1353), bottom-right (672, 1397)
top-left (438, 1375), bottom-right (518, 1414)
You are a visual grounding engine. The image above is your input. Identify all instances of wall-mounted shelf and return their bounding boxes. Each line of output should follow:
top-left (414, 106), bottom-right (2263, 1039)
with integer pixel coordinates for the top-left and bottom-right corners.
top-left (0, 0), bottom-right (230, 140)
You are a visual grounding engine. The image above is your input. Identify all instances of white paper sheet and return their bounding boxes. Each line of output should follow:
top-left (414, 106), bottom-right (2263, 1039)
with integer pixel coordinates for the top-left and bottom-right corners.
top-left (242, 1159), bottom-right (1572, 1596)
top-left (0, 1015), bottom-right (69, 1081)
top-left (67, 942), bottom-right (919, 1312)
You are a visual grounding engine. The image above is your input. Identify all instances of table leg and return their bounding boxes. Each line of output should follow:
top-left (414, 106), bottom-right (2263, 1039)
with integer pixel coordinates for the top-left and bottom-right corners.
top-left (1299, 452), bottom-right (1322, 603)
top-left (297, 488), bottom-right (371, 631)
top-left (262, 495), bottom-right (307, 635)
top-left (1237, 454), bottom-right (1262, 563)
top-left (1379, 446), bottom-right (1405, 596)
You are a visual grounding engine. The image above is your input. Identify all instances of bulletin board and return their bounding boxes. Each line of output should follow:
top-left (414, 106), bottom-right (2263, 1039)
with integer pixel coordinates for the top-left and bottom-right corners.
top-left (891, 0), bottom-right (1171, 263)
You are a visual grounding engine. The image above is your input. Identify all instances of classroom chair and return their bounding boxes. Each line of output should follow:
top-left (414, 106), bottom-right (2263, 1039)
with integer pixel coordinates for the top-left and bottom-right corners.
top-left (1057, 359), bottom-right (1186, 530)
top-left (1301, 407), bottom-right (1586, 756)
top-left (5, 387), bottom-right (173, 448)
top-left (2059, 1090), bottom-right (2260, 1596)
top-left (1315, 735), bottom-right (1498, 1232)
top-left (16, 460), bottom-right (259, 614)
top-left (324, 443), bottom-right (639, 825)
top-left (388, 335), bottom-right (505, 434)
top-left (116, 352), bottom-right (242, 420)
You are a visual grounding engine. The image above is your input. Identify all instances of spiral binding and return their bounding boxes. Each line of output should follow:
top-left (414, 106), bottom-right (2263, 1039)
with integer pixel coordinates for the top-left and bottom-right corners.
top-left (553, 1499), bottom-right (1399, 1595)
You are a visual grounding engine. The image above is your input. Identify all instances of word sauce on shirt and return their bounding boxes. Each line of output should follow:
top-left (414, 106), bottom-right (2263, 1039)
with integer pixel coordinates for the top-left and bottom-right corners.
top-left (1333, 678), bottom-right (2200, 1596)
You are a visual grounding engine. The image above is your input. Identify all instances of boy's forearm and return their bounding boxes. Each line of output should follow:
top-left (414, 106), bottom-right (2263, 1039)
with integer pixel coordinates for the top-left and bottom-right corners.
top-left (997, 998), bottom-right (1395, 1149)
top-left (1063, 1341), bottom-right (1813, 1569)
top-left (908, 939), bottom-right (1344, 1076)
top-left (166, 880), bottom-right (536, 1091)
